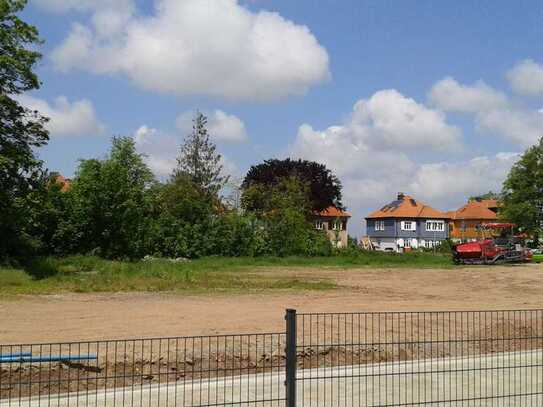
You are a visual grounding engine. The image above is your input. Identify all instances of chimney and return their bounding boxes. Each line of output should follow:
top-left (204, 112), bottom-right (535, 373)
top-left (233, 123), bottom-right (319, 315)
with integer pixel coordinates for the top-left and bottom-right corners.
top-left (397, 192), bottom-right (405, 200)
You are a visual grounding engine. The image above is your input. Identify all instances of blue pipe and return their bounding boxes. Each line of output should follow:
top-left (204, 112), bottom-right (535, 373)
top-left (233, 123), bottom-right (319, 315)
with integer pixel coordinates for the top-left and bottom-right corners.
top-left (0, 354), bottom-right (97, 363)
top-left (0, 352), bottom-right (32, 358)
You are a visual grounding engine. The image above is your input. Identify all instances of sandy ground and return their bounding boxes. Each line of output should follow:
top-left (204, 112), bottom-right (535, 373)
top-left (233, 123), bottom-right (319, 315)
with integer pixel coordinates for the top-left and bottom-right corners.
top-left (1, 264), bottom-right (542, 344)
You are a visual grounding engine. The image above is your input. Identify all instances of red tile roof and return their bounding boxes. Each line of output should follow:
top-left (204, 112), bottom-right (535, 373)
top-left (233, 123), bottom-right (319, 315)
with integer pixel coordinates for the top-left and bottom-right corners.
top-left (315, 206), bottom-right (351, 218)
top-left (449, 199), bottom-right (498, 221)
top-left (366, 194), bottom-right (449, 220)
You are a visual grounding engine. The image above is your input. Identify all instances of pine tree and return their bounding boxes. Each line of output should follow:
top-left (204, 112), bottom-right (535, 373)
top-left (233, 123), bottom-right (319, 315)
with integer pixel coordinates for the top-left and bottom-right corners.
top-left (175, 111), bottom-right (229, 195)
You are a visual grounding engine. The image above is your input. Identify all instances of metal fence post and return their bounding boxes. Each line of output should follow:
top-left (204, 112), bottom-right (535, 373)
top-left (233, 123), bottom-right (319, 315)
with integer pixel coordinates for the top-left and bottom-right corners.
top-left (285, 308), bottom-right (297, 407)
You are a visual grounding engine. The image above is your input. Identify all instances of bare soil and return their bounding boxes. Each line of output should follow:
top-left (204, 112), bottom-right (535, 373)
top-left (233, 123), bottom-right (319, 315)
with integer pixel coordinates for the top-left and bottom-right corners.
top-left (1, 264), bottom-right (542, 344)
top-left (2, 263), bottom-right (543, 399)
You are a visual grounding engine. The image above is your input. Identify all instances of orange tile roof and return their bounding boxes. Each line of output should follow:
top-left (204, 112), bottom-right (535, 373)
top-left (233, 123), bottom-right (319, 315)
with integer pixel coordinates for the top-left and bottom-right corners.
top-left (52, 174), bottom-right (72, 192)
top-left (315, 206), bottom-right (351, 218)
top-left (366, 194), bottom-right (450, 219)
top-left (477, 199), bottom-right (499, 209)
top-left (449, 200), bottom-right (498, 220)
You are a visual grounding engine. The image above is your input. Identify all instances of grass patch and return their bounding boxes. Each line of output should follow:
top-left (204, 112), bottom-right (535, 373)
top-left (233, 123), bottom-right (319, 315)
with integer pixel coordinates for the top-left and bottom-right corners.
top-left (0, 252), bottom-right (451, 295)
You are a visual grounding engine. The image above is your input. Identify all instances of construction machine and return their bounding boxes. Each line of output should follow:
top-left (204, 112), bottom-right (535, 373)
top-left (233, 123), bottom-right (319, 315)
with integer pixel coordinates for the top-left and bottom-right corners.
top-left (452, 223), bottom-right (532, 265)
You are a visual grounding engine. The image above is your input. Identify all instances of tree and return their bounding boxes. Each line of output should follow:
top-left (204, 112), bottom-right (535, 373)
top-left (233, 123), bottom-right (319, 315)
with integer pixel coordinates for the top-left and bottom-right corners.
top-left (63, 137), bottom-right (155, 258)
top-left (242, 158), bottom-right (343, 213)
top-left (469, 191), bottom-right (501, 201)
top-left (501, 138), bottom-right (543, 238)
top-left (0, 0), bottom-right (49, 259)
top-left (175, 111), bottom-right (228, 196)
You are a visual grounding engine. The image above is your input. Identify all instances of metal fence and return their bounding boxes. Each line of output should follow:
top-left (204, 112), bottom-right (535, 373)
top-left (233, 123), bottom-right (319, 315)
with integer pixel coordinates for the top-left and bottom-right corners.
top-left (294, 310), bottom-right (543, 406)
top-left (2, 309), bottom-right (543, 406)
top-left (0, 333), bottom-right (286, 406)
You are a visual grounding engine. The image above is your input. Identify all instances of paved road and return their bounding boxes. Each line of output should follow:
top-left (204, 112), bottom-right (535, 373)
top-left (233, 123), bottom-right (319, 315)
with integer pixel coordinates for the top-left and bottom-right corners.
top-left (2, 350), bottom-right (542, 406)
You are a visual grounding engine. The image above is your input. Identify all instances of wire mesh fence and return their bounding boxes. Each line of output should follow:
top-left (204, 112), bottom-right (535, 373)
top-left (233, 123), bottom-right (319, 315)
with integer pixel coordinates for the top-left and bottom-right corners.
top-left (296, 310), bottom-right (543, 406)
top-left (0, 333), bottom-right (286, 406)
top-left (2, 309), bottom-right (543, 406)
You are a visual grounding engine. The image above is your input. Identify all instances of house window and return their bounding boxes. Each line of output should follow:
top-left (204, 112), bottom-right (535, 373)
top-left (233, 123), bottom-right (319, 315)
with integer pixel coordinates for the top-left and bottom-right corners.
top-left (401, 221), bottom-right (416, 231)
top-left (375, 220), bottom-right (385, 231)
top-left (405, 239), bottom-right (412, 248)
top-left (315, 220), bottom-right (324, 230)
top-left (342, 220), bottom-right (347, 231)
top-left (332, 221), bottom-right (339, 231)
top-left (425, 220), bottom-right (445, 232)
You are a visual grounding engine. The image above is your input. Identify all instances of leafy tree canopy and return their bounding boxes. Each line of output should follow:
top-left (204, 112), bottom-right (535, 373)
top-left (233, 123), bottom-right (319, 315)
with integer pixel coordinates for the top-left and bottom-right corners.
top-left (0, 0), bottom-right (49, 259)
top-left (501, 138), bottom-right (543, 235)
top-left (65, 137), bottom-right (155, 258)
top-left (241, 158), bottom-right (343, 213)
top-left (469, 191), bottom-right (501, 201)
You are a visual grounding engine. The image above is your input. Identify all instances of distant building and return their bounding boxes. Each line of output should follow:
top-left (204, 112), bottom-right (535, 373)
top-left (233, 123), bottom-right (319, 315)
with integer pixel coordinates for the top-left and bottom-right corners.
top-left (365, 193), bottom-right (450, 252)
top-left (50, 173), bottom-right (72, 192)
top-left (447, 199), bottom-right (499, 242)
top-left (313, 206), bottom-right (351, 248)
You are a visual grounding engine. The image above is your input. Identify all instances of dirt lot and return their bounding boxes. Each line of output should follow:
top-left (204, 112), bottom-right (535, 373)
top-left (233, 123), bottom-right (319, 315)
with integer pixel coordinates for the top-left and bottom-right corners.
top-left (1, 263), bottom-right (542, 344)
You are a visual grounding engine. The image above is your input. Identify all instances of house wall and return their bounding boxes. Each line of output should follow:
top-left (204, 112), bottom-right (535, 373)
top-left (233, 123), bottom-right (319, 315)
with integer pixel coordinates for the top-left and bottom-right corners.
top-left (316, 217), bottom-right (349, 248)
top-left (418, 219), bottom-right (449, 240)
top-left (367, 218), bottom-right (449, 240)
top-left (450, 219), bottom-right (490, 241)
top-left (367, 218), bottom-right (449, 251)
top-left (366, 219), bottom-right (395, 237)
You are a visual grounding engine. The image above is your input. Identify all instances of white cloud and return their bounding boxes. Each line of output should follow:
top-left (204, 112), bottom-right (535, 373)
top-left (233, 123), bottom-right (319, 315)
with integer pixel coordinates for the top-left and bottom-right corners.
top-left (408, 153), bottom-right (518, 207)
top-left (17, 95), bottom-right (104, 137)
top-left (293, 90), bottom-right (462, 163)
top-left (34, 0), bottom-right (134, 37)
top-left (133, 125), bottom-right (178, 177)
top-left (351, 89), bottom-right (462, 150)
top-left (176, 110), bottom-right (248, 143)
top-left (428, 77), bottom-right (507, 113)
top-left (507, 59), bottom-right (543, 96)
top-left (476, 108), bottom-right (543, 147)
top-left (429, 76), bottom-right (543, 147)
top-left (49, 0), bottom-right (330, 101)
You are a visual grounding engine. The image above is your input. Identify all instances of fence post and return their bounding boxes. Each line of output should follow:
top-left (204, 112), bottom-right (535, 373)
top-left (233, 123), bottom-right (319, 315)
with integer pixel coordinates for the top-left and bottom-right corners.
top-left (285, 308), bottom-right (297, 407)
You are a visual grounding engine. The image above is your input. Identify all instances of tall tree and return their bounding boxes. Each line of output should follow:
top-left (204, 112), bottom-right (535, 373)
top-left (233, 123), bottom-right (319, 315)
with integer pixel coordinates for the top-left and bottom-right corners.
top-left (175, 111), bottom-right (228, 196)
top-left (0, 0), bottom-right (49, 258)
top-left (501, 138), bottom-right (543, 238)
top-left (242, 158), bottom-right (343, 213)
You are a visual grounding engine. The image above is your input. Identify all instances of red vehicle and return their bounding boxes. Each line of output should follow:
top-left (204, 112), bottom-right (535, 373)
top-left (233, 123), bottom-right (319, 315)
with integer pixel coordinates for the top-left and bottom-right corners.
top-left (452, 223), bottom-right (532, 265)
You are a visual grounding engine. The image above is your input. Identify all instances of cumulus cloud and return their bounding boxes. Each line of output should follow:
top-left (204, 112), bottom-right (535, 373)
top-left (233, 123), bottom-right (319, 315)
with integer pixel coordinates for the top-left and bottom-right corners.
top-left (48, 0), bottom-right (330, 101)
top-left (176, 110), bottom-right (248, 143)
top-left (507, 59), bottom-right (543, 96)
top-left (429, 77), bottom-right (543, 147)
top-left (408, 153), bottom-right (519, 207)
top-left (293, 89), bottom-right (462, 166)
top-left (17, 95), bottom-right (104, 137)
top-left (33, 0), bottom-right (134, 37)
top-left (428, 77), bottom-right (507, 113)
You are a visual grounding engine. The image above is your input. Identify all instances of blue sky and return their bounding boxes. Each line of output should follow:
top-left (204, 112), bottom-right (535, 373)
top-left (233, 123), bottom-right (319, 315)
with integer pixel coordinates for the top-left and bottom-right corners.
top-left (20, 0), bottom-right (543, 235)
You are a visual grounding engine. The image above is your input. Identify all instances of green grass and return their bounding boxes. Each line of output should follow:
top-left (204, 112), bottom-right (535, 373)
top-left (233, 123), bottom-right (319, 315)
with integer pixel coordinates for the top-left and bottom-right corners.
top-left (0, 252), bottom-right (452, 295)
top-left (533, 254), bottom-right (543, 263)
